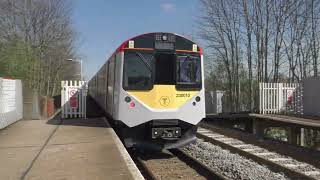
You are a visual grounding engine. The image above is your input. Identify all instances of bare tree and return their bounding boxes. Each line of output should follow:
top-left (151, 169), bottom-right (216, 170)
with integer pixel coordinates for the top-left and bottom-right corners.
top-left (310, 0), bottom-right (319, 77)
top-left (0, 0), bottom-right (77, 96)
top-left (200, 0), bottom-right (243, 111)
top-left (242, 0), bottom-right (254, 110)
top-left (200, 0), bottom-right (320, 112)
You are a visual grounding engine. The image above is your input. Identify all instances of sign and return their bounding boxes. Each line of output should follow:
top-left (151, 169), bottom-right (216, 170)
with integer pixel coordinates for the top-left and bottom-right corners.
top-left (68, 87), bottom-right (78, 108)
top-left (128, 40), bottom-right (134, 48)
top-left (69, 88), bottom-right (77, 96)
top-left (287, 89), bottom-right (294, 105)
top-left (192, 44), bottom-right (198, 52)
top-left (61, 81), bottom-right (87, 118)
top-left (70, 96), bottom-right (78, 108)
top-left (287, 89), bottom-right (293, 97)
top-left (159, 96), bottom-right (170, 107)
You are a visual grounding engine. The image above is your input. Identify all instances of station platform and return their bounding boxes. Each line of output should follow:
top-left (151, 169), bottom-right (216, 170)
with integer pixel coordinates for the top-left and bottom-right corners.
top-left (0, 116), bottom-right (144, 180)
top-left (249, 113), bottom-right (320, 129)
top-left (207, 113), bottom-right (320, 129)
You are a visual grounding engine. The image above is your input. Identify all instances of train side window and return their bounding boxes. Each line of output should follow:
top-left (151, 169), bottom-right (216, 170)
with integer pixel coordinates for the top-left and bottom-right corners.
top-left (123, 51), bottom-right (154, 90)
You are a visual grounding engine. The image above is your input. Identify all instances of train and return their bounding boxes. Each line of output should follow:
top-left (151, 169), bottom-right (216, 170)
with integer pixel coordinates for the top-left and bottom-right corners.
top-left (88, 32), bottom-right (205, 150)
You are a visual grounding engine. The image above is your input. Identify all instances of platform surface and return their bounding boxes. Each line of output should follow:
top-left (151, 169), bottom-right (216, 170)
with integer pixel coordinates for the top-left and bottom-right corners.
top-left (0, 117), bottom-right (143, 180)
top-left (250, 113), bottom-right (320, 128)
top-left (207, 113), bottom-right (320, 128)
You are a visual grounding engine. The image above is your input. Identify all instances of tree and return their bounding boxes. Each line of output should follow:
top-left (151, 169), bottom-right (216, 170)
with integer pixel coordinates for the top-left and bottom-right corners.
top-left (0, 0), bottom-right (77, 96)
top-left (200, 0), bottom-right (320, 112)
top-left (242, 0), bottom-right (254, 110)
top-left (199, 0), bottom-right (242, 112)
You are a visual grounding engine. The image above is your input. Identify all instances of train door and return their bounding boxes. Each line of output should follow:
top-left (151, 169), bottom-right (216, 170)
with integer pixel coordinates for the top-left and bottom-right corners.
top-left (113, 54), bottom-right (121, 119)
top-left (104, 63), bottom-right (109, 111)
top-left (107, 56), bottom-right (115, 116)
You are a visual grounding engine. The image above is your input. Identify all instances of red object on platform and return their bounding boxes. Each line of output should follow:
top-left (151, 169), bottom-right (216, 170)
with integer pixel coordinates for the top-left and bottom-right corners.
top-left (70, 96), bottom-right (78, 108)
top-left (47, 98), bottom-right (54, 117)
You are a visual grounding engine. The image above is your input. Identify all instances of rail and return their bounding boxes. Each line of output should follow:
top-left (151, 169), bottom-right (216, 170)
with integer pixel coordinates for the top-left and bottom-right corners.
top-left (197, 124), bottom-right (320, 179)
top-left (129, 149), bottom-right (226, 180)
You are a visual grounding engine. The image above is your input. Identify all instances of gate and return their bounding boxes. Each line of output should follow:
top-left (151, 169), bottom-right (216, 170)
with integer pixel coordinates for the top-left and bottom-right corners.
top-left (61, 81), bottom-right (87, 118)
top-left (259, 83), bottom-right (303, 114)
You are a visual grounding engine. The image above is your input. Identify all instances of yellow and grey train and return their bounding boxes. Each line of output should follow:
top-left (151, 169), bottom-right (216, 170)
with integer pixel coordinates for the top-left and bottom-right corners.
top-left (88, 32), bottom-right (205, 149)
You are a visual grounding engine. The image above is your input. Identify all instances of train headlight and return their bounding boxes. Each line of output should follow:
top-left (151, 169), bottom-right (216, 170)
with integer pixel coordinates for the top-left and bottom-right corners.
top-left (162, 35), bottom-right (167, 41)
top-left (125, 96), bottom-right (131, 103)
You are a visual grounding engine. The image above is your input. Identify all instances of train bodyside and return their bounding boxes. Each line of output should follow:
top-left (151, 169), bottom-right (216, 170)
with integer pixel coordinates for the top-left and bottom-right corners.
top-left (88, 32), bottom-right (205, 150)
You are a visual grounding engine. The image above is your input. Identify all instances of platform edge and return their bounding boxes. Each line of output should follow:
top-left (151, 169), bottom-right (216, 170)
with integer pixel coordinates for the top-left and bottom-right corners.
top-left (103, 118), bottom-right (144, 180)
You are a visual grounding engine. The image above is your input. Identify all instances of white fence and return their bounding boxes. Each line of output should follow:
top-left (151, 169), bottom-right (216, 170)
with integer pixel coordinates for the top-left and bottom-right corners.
top-left (0, 78), bottom-right (23, 129)
top-left (259, 83), bottom-right (303, 114)
top-left (205, 91), bottom-right (224, 115)
top-left (61, 81), bottom-right (87, 118)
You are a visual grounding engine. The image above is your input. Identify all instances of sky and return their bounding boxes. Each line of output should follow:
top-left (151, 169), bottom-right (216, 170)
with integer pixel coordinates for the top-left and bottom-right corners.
top-left (72, 0), bottom-right (201, 79)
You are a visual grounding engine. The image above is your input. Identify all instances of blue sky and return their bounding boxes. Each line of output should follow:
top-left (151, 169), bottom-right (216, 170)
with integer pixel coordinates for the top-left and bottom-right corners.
top-left (72, 0), bottom-right (201, 79)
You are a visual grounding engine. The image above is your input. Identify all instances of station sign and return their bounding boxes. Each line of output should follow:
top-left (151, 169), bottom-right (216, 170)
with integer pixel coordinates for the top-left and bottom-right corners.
top-left (68, 87), bottom-right (78, 109)
top-left (287, 89), bottom-right (294, 105)
top-left (61, 80), bottom-right (87, 118)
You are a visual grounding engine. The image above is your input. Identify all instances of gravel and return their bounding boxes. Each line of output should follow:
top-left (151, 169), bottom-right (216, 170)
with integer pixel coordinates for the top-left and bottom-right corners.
top-left (183, 139), bottom-right (289, 180)
top-left (138, 151), bottom-right (207, 180)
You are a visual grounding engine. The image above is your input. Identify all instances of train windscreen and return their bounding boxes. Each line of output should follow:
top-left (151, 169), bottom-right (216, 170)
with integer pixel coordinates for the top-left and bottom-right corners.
top-left (176, 55), bottom-right (201, 89)
top-left (123, 51), bottom-right (201, 90)
top-left (123, 51), bottom-right (154, 90)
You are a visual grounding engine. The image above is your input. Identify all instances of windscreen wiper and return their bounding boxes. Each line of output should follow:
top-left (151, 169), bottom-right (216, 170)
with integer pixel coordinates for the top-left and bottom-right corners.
top-left (135, 52), bottom-right (152, 73)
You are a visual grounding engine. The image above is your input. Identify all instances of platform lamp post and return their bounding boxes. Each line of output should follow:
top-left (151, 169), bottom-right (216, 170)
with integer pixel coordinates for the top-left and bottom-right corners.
top-left (66, 58), bottom-right (83, 80)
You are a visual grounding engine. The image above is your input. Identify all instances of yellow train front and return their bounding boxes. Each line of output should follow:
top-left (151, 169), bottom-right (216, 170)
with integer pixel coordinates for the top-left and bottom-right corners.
top-left (89, 32), bottom-right (205, 150)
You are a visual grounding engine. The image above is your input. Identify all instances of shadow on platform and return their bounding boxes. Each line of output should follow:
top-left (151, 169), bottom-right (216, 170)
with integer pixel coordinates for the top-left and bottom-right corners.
top-left (46, 96), bottom-right (108, 128)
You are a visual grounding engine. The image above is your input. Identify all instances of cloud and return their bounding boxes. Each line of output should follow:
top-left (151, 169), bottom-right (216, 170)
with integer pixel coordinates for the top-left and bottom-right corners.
top-left (160, 3), bottom-right (176, 13)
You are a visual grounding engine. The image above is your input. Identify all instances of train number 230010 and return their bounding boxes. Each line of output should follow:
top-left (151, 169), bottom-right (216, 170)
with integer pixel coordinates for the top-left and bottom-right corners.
top-left (176, 93), bottom-right (191, 98)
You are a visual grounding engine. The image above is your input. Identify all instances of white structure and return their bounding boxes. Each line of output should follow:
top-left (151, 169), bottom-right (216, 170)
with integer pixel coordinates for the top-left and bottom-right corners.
top-left (259, 83), bottom-right (303, 114)
top-left (0, 78), bottom-right (23, 129)
top-left (302, 77), bottom-right (320, 116)
top-left (205, 91), bottom-right (224, 115)
top-left (61, 80), bottom-right (87, 118)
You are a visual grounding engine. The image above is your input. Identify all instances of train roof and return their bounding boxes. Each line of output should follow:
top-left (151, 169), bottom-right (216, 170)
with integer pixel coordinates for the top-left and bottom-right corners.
top-left (115, 32), bottom-right (202, 55)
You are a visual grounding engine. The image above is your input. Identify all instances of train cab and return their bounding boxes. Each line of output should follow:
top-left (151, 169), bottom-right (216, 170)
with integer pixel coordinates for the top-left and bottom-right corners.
top-left (89, 32), bottom-right (205, 150)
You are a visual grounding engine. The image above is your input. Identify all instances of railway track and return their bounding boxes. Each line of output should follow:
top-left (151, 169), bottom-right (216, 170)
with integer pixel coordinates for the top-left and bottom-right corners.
top-left (129, 148), bottom-right (226, 180)
top-left (197, 125), bottom-right (320, 180)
